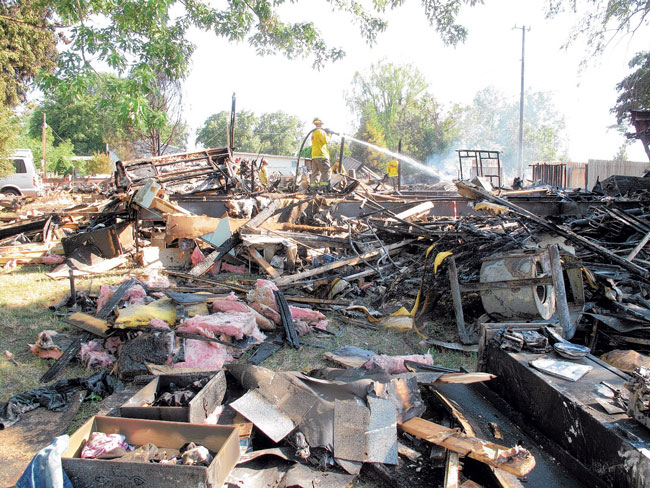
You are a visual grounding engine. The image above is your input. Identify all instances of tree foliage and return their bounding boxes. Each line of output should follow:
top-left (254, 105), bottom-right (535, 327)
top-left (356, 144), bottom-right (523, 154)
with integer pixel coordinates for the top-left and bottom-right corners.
top-left (18, 127), bottom-right (77, 175)
top-left (87, 151), bottom-right (113, 175)
top-left (547, 0), bottom-right (650, 56)
top-left (613, 51), bottom-right (650, 125)
top-left (346, 61), bottom-right (461, 171)
top-left (458, 87), bottom-right (567, 173)
top-left (196, 110), bottom-right (304, 155)
top-left (255, 112), bottom-right (304, 155)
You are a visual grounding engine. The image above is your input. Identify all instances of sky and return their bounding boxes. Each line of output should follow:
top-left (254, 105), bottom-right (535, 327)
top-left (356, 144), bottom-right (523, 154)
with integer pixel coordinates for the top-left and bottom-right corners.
top-left (183, 0), bottom-right (650, 164)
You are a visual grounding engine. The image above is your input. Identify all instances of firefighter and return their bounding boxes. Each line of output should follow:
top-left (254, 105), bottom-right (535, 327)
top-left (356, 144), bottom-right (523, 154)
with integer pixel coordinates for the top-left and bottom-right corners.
top-left (310, 117), bottom-right (331, 192)
top-left (259, 159), bottom-right (269, 187)
top-left (386, 158), bottom-right (399, 190)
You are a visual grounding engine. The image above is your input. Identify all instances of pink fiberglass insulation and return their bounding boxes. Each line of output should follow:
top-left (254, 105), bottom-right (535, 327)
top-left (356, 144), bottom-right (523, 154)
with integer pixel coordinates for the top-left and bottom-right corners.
top-left (104, 336), bottom-right (123, 355)
top-left (174, 339), bottom-right (233, 370)
top-left (246, 279), bottom-right (279, 311)
top-left (179, 312), bottom-right (266, 342)
top-left (149, 318), bottom-right (171, 330)
top-left (212, 295), bottom-right (274, 331)
top-left (191, 246), bottom-right (204, 266)
top-left (85, 351), bottom-right (116, 369)
top-left (364, 354), bottom-right (434, 374)
top-left (294, 320), bottom-right (312, 336)
top-left (220, 262), bottom-right (247, 274)
top-left (123, 285), bottom-right (147, 304)
top-left (78, 339), bottom-right (103, 362)
top-left (96, 283), bottom-right (147, 312)
top-left (42, 254), bottom-right (65, 264)
top-left (249, 302), bottom-right (282, 325)
top-left (289, 305), bottom-right (328, 329)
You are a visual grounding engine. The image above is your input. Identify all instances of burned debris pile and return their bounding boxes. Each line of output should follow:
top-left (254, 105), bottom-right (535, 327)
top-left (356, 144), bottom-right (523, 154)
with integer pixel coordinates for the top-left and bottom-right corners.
top-left (4, 148), bottom-right (650, 487)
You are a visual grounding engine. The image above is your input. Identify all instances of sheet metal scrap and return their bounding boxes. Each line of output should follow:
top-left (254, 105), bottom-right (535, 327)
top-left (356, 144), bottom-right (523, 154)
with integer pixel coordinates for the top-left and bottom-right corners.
top-left (227, 364), bottom-right (423, 473)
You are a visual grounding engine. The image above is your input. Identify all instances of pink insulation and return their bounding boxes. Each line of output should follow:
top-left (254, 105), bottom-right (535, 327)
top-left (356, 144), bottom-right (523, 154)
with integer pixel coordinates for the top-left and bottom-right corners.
top-left (179, 312), bottom-right (266, 342)
top-left (249, 302), bottom-right (282, 325)
top-left (289, 305), bottom-right (328, 329)
top-left (42, 254), bottom-right (65, 264)
top-left (191, 246), bottom-right (205, 266)
top-left (104, 336), bottom-right (123, 355)
top-left (246, 279), bottom-right (279, 311)
top-left (137, 270), bottom-right (171, 289)
top-left (96, 282), bottom-right (147, 312)
top-left (211, 293), bottom-right (274, 330)
top-left (220, 262), bottom-right (247, 274)
top-left (174, 339), bottom-right (233, 370)
top-left (78, 339), bottom-right (116, 369)
top-left (363, 354), bottom-right (434, 374)
top-left (294, 320), bottom-right (312, 336)
top-left (149, 318), bottom-right (171, 330)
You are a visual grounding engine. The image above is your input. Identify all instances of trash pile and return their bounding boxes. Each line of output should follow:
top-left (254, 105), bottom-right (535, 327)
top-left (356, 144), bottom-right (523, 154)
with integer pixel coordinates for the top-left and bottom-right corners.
top-left (5, 147), bottom-right (650, 486)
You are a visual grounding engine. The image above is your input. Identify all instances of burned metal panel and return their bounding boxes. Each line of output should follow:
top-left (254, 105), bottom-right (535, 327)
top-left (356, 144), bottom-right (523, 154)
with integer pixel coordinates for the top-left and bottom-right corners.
top-left (62, 221), bottom-right (134, 258)
top-left (484, 341), bottom-right (650, 488)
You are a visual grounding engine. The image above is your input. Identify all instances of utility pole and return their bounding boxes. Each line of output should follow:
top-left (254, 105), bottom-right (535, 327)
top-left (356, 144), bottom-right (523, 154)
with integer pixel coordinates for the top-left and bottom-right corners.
top-left (41, 113), bottom-right (47, 175)
top-left (515, 25), bottom-right (529, 180)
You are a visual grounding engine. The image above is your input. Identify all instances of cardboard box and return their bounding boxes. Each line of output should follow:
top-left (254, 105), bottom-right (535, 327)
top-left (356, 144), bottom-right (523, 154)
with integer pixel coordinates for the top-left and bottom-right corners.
top-left (62, 416), bottom-right (240, 488)
top-left (120, 372), bottom-right (226, 424)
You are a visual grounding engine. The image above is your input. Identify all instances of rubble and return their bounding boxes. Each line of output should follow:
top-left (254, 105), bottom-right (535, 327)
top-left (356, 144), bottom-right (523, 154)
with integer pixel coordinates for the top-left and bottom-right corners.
top-left (6, 146), bottom-right (650, 486)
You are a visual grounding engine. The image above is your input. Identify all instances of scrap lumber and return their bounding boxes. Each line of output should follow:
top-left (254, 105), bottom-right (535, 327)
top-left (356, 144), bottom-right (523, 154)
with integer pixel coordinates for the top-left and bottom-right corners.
top-left (65, 312), bottom-right (110, 338)
top-left (188, 234), bottom-right (240, 277)
top-left (422, 373), bottom-right (496, 385)
top-left (627, 230), bottom-right (650, 261)
top-left (243, 199), bottom-right (281, 233)
top-left (388, 201), bottom-right (434, 222)
top-left (165, 271), bottom-right (249, 293)
top-left (247, 247), bottom-right (280, 279)
top-left (399, 417), bottom-right (536, 477)
top-left (444, 451), bottom-right (461, 488)
top-left (274, 239), bottom-right (414, 286)
top-left (39, 333), bottom-right (90, 383)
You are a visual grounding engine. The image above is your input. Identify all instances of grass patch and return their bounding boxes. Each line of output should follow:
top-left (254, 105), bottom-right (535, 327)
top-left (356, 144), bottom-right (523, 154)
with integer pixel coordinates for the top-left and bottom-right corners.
top-left (0, 266), bottom-right (132, 401)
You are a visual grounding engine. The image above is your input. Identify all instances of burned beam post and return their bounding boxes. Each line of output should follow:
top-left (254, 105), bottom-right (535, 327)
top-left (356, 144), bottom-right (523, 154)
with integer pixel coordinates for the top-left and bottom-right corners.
top-left (273, 289), bottom-right (300, 348)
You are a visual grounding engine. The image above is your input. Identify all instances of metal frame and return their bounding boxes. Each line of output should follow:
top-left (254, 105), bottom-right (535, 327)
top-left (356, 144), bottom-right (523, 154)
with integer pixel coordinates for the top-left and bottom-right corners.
top-left (456, 149), bottom-right (502, 188)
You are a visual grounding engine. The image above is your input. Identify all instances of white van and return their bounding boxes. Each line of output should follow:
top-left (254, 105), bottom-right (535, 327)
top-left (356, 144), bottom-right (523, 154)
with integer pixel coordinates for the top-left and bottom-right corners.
top-left (0, 149), bottom-right (43, 196)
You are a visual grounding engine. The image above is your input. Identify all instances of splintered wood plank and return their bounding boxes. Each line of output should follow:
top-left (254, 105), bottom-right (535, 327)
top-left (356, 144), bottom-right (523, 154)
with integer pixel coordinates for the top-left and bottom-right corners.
top-left (248, 247), bottom-right (280, 279)
top-left (244, 199), bottom-right (281, 232)
top-left (274, 239), bottom-right (414, 286)
top-left (65, 312), bottom-right (110, 337)
top-left (435, 373), bottom-right (496, 384)
top-left (399, 417), bottom-right (536, 477)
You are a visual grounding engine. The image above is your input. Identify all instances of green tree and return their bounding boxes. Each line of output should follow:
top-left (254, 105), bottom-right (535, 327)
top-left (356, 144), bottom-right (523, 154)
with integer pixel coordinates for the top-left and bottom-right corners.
top-left (18, 127), bottom-right (77, 175)
top-left (0, 0), bottom-right (56, 166)
top-left (29, 88), bottom-right (108, 156)
top-left (255, 112), bottom-right (304, 155)
top-left (613, 52), bottom-right (650, 160)
top-left (458, 87), bottom-right (567, 173)
top-left (87, 152), bottom-right (114, 175)
top-left (547, 0), bottom-right (650, 56)
top-left (347, 61), bottom-right (460, 171)
top-left (195, 111), bottom-right (260, 152)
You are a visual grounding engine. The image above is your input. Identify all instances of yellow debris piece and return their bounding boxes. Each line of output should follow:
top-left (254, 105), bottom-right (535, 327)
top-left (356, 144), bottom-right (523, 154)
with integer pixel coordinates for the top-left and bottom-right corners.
top-left (380, 307), bottom-right (413, 331)
top-left (475, 201), bottom-right (509, 216)
top-left (114, 297), bottom-right (176, 328)
top-left (433, 251), bottom-right (453, 274)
